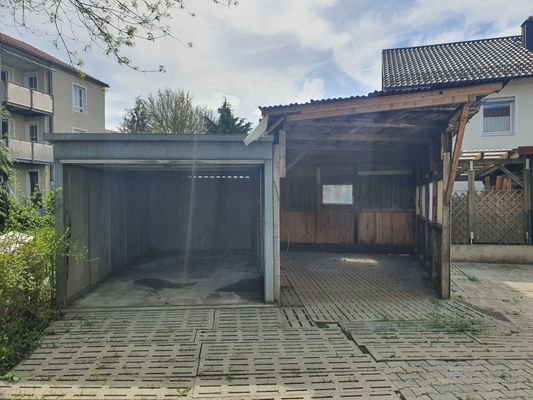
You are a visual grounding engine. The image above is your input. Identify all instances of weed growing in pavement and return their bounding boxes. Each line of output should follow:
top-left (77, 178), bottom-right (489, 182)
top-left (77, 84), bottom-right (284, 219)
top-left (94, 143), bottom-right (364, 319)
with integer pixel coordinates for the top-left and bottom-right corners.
top-left (176, 387), bottom-right (192, 397)
top-left (428, 313), bottom-right (483, 335)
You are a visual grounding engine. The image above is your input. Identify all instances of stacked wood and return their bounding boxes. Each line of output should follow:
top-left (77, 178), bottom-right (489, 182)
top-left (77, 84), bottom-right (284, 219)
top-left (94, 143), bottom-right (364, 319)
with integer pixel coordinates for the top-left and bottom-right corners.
top-left (491, 175), bottom-right (513, 191)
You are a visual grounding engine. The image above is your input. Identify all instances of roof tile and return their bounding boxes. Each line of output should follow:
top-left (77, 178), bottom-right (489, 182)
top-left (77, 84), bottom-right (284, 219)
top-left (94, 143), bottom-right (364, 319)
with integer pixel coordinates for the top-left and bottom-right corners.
top-left (382, 36), bottom-right (533, 90)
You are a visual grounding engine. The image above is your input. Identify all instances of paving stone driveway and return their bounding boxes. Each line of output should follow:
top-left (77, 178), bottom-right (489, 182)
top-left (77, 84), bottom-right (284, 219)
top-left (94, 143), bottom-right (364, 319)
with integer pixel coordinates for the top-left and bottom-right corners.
top-left (2, 254), bottom-right (533, 399)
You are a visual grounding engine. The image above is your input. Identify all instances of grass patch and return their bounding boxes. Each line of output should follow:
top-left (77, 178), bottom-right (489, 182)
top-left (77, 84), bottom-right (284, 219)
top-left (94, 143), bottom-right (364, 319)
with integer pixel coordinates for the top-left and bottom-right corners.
top-left (428, 313), bottom-right (483, 335)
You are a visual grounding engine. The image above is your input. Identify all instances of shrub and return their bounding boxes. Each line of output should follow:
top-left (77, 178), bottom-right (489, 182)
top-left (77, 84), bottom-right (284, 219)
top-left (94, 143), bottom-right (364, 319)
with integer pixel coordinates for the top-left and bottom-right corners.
top-left (0, 190), bottom-right (67, 374)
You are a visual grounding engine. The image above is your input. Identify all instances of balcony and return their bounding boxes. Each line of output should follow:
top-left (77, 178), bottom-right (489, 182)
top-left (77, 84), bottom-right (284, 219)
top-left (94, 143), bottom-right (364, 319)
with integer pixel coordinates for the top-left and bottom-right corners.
top-left (0, 81), bottom-right (54, 116)
top-left (4, 138), bottom-right (54, 164)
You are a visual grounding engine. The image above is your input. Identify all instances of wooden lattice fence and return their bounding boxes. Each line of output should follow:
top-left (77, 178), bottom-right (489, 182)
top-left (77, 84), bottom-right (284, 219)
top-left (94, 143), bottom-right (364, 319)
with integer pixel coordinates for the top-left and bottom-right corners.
top-left (452, 190), bottom-right (527, 245)
top-left (451, 193), bottom-right (469, 244)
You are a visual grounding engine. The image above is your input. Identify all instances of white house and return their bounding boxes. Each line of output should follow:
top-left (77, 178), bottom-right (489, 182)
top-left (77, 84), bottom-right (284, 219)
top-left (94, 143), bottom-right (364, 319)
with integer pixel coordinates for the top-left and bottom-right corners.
top-left (382, 17), bottom-right (533, 191)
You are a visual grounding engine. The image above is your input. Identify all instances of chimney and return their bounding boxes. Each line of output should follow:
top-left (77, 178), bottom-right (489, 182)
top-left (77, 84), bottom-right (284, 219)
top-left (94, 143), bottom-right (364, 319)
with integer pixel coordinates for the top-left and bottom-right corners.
top-left (522, 16), bottom-right (533, 51)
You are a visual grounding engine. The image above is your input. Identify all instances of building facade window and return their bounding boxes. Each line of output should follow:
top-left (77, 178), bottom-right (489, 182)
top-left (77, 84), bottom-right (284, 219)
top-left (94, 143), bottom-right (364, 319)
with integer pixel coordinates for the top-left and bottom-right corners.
top-left (322, 184), bottom-right (353, 205)
top-left (1, 67), bottom-right (13, 82)
top-left (482, 98), bottom-right (514, 135)
top-left (26, 123), bottom-right (39, 142)
top-left (26, 73), bottom-right (38, 89)
top-left (1, 119), bottom-right (14, 139)
top-left (28, 171), bottom-right (39, 196)
top-left (72, 84), bottom-right (87, 113)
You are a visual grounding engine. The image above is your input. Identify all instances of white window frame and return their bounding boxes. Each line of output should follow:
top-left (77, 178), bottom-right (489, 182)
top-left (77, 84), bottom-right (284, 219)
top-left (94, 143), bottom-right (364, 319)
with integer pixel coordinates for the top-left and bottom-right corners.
top-left (1, 66), bottom-right (15, 82)
top-left (26, 122), bottom-right (39, 142)
top-left (72, 83), bottom-right (87, 114)
top-left (24, 72), bottom-right (38, 90)
top-left (481, 97), bottom-right (515, 136)
top-left (27, 170), bottom-right (40, 196)
top-left (1, 118), bottom-right (15, 138)
top-left (72, 127), bottom-right (87, 133)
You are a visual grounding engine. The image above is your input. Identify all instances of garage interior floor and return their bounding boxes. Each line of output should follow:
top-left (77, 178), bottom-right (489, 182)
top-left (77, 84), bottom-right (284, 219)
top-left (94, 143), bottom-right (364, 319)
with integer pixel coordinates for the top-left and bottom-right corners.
top-left (70, 252), bottom-right (264, 308)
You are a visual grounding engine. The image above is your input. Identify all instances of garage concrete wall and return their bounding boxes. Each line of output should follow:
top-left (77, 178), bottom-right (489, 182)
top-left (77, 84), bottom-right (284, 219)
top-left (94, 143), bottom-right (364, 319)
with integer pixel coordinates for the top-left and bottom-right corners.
top-left (146, 171), bottom-right (259, 253)
top-left (64, 167), bottom-right (151, 301)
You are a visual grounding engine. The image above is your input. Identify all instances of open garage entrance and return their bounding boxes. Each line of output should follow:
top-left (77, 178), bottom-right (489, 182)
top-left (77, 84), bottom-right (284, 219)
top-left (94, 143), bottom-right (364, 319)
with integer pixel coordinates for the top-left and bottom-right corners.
top-left (48, 134), bottom-right (275, 307)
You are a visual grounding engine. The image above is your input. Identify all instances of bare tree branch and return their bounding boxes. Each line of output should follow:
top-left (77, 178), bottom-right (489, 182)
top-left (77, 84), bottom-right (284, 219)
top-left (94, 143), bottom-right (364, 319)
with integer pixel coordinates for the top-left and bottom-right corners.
top-left (0, 0), bottom-right (239, 72)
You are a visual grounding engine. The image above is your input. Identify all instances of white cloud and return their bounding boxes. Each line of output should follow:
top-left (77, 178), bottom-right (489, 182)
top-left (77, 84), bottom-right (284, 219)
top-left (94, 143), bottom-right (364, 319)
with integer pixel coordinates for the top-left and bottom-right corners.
top-left (2, 0), bottom-right (533, 130)
top-left (293, 78), bottom-right (326, 104)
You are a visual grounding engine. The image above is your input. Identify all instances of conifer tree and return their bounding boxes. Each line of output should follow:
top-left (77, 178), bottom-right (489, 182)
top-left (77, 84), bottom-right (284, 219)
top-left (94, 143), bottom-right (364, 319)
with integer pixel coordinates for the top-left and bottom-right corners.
top-left (204, 99), bottom-right (252, 134)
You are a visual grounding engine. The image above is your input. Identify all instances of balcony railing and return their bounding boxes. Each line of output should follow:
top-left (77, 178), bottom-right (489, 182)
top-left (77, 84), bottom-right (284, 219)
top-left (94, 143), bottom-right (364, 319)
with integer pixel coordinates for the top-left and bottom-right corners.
top-left (0, 81), bottom-right (54, 115)
top-left (3, 138), bottom-right (54, 164)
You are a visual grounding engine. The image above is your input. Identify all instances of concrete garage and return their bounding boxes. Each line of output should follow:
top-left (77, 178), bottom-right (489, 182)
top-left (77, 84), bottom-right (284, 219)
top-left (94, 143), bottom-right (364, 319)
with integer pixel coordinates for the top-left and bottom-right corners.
top-left (48, 134), bottom-right (275, 307)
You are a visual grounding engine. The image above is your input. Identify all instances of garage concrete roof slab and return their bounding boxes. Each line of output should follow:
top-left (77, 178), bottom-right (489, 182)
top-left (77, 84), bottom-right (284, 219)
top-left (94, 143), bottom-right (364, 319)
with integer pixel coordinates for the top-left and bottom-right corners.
top-left (45, 133), bottom-right (274, 163)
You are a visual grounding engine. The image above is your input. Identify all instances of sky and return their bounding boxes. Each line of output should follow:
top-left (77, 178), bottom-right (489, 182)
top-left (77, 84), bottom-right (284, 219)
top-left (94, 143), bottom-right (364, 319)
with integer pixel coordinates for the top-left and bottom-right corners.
top-left (2, 0), bottom-right (533, 129)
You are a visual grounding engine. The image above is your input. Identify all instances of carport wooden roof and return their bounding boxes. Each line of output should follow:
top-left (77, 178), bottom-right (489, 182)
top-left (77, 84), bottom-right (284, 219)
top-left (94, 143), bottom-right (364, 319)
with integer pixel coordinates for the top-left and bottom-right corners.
top-left (252, 82), bottom-right (504, 204)
top-left (255, 82), bottom-right (503, 147)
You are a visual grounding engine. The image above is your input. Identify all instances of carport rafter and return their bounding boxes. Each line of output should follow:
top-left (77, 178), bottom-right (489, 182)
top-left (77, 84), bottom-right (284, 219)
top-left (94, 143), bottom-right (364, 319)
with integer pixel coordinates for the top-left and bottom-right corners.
top-left (288, 132), bottom-right (432, 144)
top-left (262, 83), bottom-right (503, 121)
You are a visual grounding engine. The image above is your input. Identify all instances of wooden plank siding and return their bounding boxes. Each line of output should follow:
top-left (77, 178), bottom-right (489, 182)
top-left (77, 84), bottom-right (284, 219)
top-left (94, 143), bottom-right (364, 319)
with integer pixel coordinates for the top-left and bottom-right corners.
top-left (280, 158), bottom-right (415, 251)
top-left (358, 211), bottom-right (413, 246)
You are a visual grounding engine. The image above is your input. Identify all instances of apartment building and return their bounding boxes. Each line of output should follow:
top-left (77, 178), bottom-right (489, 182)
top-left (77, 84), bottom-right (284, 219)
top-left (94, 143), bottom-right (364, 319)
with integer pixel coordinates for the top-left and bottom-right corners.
top-left (0, 33), bottom-right (108, 196)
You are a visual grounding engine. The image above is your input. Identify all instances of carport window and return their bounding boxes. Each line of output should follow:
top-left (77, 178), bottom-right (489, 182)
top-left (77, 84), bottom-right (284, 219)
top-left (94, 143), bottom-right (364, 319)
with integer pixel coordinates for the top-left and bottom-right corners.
top-left (322, 184), bottom-right (353, 205)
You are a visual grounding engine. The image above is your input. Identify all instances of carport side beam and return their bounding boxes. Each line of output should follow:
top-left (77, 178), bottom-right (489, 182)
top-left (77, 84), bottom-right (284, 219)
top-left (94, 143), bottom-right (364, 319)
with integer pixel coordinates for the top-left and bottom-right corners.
top-left (263, 159), bottom-right (275, 303)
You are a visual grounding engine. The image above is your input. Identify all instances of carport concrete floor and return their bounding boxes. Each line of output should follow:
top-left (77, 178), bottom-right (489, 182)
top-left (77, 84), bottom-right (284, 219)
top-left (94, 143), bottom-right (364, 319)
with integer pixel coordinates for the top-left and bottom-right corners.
top-left (70, 252), bottom-right (264, 308)
top-left (3, 253), bottom-right (533, 399)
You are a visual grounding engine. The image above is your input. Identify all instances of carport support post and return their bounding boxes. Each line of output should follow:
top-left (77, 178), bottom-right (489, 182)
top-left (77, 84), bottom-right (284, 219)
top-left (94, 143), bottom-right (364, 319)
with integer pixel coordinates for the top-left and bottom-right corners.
top-left (263, 159), bottom-right (275, 303)
top-left (467, 160), bottom-right (476, 244)
top-left (54, 161), bottom-right (68, 308)
top-left (525, 158), bottom-right (532, 245)
top-left (272, 130), bottom-right (285, 303)
top-left (441, 152), bottom-right (451, 299)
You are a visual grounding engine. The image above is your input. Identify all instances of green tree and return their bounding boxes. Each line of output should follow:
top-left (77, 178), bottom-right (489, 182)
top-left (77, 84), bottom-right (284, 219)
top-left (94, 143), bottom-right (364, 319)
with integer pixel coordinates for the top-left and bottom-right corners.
top-left (2, 0), bottom-right (238, 71)
top-left (204, 99), bottom-right (252, 135)
top-left (119, 97), bottom-right (150, 133)
top-left (119, 88), bottom-right (213, 134)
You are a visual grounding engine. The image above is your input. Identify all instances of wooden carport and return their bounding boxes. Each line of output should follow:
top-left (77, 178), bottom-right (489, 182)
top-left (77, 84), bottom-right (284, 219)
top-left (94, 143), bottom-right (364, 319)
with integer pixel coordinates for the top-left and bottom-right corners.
top-left (249, 82), bottom-right (504, 300)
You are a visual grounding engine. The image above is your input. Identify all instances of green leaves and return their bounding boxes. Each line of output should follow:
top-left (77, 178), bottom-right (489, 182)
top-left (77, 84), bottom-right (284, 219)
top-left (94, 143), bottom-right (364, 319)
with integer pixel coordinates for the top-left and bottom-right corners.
top-left (1, 371), bottom-right (21, 383)
top-left (176, 387), bottom-right (192, 396)
top-left (0, 189), bottom-right (71, 375)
